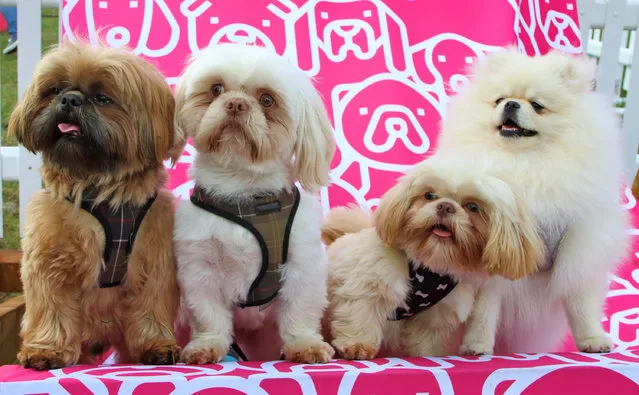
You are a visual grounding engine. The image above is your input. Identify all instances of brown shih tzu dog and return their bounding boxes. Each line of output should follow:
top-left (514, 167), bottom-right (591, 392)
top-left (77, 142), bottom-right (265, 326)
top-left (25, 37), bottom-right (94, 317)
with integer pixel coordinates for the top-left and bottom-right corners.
top-left (8, 41), bottom-right (186, 370)
top-left (321, 156), bottom-right (545, 359)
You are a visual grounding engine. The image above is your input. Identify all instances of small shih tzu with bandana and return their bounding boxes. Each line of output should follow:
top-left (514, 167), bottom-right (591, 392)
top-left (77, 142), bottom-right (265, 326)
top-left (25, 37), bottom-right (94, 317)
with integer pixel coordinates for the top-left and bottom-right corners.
top-left (321, 156), bottom-right (544, 359)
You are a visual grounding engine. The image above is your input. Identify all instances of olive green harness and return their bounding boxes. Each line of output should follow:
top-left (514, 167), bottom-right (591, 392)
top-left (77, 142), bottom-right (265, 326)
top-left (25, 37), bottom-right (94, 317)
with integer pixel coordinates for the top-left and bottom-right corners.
top-left (190, 184), bottom-right (301, 307)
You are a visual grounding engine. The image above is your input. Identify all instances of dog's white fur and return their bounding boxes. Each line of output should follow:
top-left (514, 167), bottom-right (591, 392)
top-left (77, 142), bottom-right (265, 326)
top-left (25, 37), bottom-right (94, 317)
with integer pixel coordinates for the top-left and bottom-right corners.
top-left (437, 49), bottom-right (630, 354)
top-left (322, 156), bottom-right (544, 358)
top-left (173, 44), bottom-right (336, 363)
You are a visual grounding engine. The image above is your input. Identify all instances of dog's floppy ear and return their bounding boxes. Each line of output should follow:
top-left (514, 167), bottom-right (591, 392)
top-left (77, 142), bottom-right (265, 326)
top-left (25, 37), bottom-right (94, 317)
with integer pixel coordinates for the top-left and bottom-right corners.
top-left (480, 180), bottom-right (545, 280)
top-left (374, 158), bottom-right (438, 247)
top-left (374, 176), bottom-right (414, 248)
top-left (8, 83), bottom-right (38, 153)
top-left (142, 62), bottom-right (184, 167)
top-left (126, 55), bottom-right (184, 167)
top-left (166, 79), bottom-right (188, 166)
top-left (294, 80), bottom-right (336, 193)
top-left (167, 56), bottom-right (200, 165)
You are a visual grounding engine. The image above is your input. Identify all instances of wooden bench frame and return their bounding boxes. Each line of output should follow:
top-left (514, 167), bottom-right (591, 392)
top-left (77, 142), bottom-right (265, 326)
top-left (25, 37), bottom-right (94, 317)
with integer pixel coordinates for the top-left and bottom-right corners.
top-left (0, 251), bottom-right (23, 365)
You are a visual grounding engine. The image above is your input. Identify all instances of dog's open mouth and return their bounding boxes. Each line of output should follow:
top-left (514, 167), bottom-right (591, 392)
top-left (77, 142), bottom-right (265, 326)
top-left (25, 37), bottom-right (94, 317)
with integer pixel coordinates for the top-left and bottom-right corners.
top-left (58, 123), bottom-right (82, 138)
top-left (430, 223), bottom-right (453, 238)
top-left (499, 118), bottom-right (538, 138)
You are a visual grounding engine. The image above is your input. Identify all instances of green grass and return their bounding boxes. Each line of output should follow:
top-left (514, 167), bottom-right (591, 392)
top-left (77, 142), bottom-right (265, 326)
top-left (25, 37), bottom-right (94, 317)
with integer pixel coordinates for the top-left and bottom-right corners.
top-left (0, 8), bottom-right (59, 249)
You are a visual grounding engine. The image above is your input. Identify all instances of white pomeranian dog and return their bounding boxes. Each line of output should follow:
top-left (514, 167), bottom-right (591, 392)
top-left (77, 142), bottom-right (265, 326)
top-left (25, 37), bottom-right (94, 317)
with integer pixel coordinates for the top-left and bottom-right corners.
top-left (436, 49), bottom-right (630, 354)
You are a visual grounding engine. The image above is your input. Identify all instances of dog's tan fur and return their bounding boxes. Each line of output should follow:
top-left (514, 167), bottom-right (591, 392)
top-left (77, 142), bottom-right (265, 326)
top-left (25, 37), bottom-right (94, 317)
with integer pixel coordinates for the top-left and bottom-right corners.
top-left (322, 157), bottom-right (545, 359)
top-left (10, 42), bottom-right (185, 370)
top-left (320, 204), bottom-right (373, 246)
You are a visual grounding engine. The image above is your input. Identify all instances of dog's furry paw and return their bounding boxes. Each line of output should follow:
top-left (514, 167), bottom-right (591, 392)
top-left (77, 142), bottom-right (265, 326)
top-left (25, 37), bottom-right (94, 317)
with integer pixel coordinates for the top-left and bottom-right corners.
top-left (139, 342), bottom-right (181, 365)
top-left (576, 335), bottom-right (613, 353)
top-left (283, 340), bottom-right (335, 364)
top-left (181, 340), bottom-right (228, 364)
top-left (18, 346), bottom-right (75, 370)
top-left (334, 342), bottom-right (378, 360)
top-left (459, 342), bottom-right (494, 356)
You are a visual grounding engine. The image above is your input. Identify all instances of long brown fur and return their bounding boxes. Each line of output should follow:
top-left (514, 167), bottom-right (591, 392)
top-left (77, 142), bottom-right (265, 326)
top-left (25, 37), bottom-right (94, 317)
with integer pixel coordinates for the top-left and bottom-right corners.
top-left (11, 41), bottom-right (185, 370)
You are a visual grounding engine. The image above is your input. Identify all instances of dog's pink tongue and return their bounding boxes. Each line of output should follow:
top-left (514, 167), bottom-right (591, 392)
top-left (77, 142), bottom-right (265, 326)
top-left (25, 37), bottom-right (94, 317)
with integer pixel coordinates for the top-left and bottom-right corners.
top-left (58, 123), bottom-right (80, 134)
top-left (432, 228), bottom-right (452, 238)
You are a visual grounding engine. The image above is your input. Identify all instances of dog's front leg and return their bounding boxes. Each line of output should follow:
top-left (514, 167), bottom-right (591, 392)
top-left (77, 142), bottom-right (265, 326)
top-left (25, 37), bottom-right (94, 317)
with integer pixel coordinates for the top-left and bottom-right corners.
top-left (121, 255), bottom-right (181, 365)
top-left (18, 260), bottom-right (84, 370)
top-left (328, 294), bottom-right (386, 360)
top-left (121, 195), bottom-right (181, 365)
top-left (404, 283), bottom-right (475, 357)
top-left (176, 240), bottom-right (234, 364)
top-left (459, 278), bottom-right (503, 356)
top-left (278, 248), bottom-right (335, 363)
top-left (180, 299), bottom-right (233, 364)
top-left (122, 249), bottom-right (180, 365)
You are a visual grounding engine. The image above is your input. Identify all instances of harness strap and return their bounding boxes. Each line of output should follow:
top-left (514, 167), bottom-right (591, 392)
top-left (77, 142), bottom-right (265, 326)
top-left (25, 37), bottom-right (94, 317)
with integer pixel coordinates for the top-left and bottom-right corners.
top-left (540, 225), bottom-right (569, 272)
top-left (71, 192), bottom-right (157, 288)
top-left (190, 185), bottom-right (301, 307)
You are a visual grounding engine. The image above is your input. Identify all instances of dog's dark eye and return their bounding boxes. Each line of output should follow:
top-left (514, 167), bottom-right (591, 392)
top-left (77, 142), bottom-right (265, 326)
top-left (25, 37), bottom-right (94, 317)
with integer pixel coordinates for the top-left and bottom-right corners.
top-left (495, 98), bottom-right (504, 105)
top-left (259, 94), bottom-right (275, 107)
top-left (211, 83), bottom-right (224, 97)
top-left (51, 87), bottom-right (63, 96)
top-left (465, 202), bottom-right (479, 213)
top-left (95, 94), bottom-right (112, 106)
top-left (530, 101), bottom-right (544, 112)
top-left (425, 192), bottom-right (437, 201)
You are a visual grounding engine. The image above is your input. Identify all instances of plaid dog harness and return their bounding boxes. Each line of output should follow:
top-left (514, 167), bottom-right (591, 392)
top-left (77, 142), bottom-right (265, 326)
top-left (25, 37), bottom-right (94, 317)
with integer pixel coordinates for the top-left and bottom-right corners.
top-left (190, 184), bottom-right (301, 308)
top-left (388, 261), bottom-right (458, 321)
top-left (70, 192), bottom-right (157, 288)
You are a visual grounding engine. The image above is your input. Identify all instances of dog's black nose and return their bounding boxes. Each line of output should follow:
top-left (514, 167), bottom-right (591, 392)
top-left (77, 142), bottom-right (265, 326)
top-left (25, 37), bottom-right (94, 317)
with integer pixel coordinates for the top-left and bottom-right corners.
top-left (61, 92), bottom-right (84, 109)
top-left (225, 98), bottom-right (248, 114)
top-left (504, 101), bottom-right (520, 111)
top-left (437, 202), bottom-right (456, 215)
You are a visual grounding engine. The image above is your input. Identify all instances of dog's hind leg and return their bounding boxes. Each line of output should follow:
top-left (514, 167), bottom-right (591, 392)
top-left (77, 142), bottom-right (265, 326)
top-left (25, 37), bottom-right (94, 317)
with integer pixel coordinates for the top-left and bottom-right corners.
top-left (550, 212), bottom-right (629, 353)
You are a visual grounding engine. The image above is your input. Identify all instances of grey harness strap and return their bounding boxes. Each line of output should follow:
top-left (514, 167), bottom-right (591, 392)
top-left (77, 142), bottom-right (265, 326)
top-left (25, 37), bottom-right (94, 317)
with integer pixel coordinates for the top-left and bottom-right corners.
top-left (539, 225), bottom-right (569, 271)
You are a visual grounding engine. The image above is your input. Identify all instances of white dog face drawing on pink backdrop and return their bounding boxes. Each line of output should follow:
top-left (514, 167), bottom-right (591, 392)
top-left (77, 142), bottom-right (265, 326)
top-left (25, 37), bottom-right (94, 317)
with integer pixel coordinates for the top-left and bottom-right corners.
top-left (179, 0), bottom-right (287, 54)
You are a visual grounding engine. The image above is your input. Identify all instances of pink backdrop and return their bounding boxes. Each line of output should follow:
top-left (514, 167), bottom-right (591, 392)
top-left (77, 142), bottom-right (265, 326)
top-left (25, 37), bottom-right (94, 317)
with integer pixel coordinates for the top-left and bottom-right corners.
top-left (60, 0), bottom-right (584, 211)
top-left (59, 0), bottom-right (637, 368)
top-left (2, 0), bottom-right (637, 394)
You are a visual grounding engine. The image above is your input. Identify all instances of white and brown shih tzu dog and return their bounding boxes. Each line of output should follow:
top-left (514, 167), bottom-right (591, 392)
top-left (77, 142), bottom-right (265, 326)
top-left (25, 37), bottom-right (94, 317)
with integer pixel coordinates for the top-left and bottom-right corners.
top-left (9, 41), bottom-right (186, 370)
top-left (321, 156), bottom-right (544, 359)
top-left (173, 43), bottom-right (336, 364)
top-left (437, 49), bottom-right (630, 355)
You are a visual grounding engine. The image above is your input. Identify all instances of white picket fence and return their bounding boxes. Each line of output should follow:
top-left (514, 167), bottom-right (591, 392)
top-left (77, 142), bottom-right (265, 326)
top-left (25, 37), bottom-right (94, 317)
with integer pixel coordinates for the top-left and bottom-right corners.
top-left (0, 0), bottom-right (637, 239)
